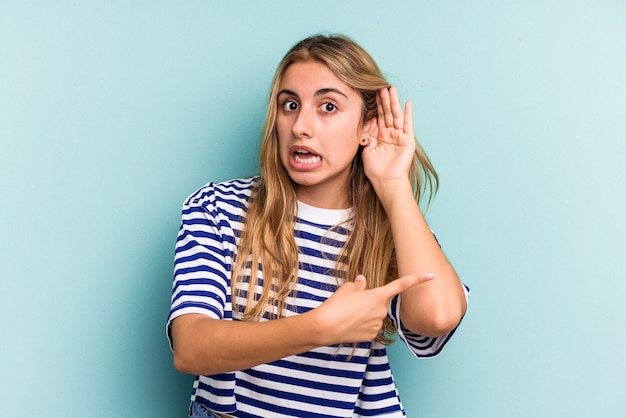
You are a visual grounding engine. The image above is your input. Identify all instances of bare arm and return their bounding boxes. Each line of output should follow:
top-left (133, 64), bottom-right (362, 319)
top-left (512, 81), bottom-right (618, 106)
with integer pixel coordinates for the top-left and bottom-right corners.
top-left (171, 311), bottom-right (320, 376)
top-left (171, 273), bottom-right (433, 375)
top-left (363, 87), bottom-right (467, 338)
top-left (376, 181), bottom-right (467, 337)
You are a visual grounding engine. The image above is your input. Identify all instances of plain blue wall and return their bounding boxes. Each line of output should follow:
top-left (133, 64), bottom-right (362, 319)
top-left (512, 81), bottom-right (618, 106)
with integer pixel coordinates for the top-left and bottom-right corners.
top-left (1, 1), bottom-right (625, 417)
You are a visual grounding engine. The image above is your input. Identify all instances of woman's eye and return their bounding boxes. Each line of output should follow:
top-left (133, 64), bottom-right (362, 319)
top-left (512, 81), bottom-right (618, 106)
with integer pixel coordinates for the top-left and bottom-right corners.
top-left (282, 100), bottom-right (298, 111)
top-left (322, 103), bottom-right (337, 112)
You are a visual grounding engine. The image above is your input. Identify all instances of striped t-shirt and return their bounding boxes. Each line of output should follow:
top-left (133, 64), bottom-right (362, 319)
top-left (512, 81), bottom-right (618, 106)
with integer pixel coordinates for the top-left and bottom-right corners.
top-left (167, 177), bottom-right (464, 417)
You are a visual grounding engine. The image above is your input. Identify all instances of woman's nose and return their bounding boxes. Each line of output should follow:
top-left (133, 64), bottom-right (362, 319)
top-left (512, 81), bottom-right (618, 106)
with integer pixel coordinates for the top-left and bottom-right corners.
top-left (292, 108), bottom-right (313, 138)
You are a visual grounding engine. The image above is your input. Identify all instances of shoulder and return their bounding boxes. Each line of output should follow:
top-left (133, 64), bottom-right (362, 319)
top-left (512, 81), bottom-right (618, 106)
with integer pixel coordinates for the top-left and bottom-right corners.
top-left (183, 176), bottom-right (258, 210)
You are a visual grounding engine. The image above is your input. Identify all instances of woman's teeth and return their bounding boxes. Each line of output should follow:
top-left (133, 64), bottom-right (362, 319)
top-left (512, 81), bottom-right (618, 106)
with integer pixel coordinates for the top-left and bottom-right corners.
top-left (294, 151), bottom-right (321, 164)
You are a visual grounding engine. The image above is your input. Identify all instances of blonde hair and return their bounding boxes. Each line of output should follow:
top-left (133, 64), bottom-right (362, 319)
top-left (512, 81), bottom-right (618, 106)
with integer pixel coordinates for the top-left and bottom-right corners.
top-left (231, 34), bottom-right (438, 342)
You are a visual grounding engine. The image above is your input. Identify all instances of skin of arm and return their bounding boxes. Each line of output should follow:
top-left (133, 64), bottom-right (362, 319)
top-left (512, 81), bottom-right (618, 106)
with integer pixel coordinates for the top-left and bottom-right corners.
top-left (171, 272), bottom-right (432, 375)
top-left (363, 87), bottom-right (467, 338)
top-left (171, 311), bottom-right (321, 376)
top-left (377, 181), bottom-right (467, 337)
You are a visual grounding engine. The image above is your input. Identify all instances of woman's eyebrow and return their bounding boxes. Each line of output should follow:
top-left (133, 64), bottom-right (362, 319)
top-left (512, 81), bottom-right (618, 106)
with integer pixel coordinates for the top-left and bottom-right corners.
top-left (277, 88), bottom-right (348, 99)
top-left (316, 88), bottom-right (348, 99)
top-left (277, 89), bottom-right (299, 98)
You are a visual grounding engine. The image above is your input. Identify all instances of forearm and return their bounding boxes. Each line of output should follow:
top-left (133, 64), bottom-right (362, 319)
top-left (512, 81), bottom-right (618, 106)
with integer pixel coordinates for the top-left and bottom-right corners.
top-left (373, 179), bottom-right (467, 337)
top-left (171, 311), bottom-right (322, 376)
top-left (170, 271), bottom-right (419, 375)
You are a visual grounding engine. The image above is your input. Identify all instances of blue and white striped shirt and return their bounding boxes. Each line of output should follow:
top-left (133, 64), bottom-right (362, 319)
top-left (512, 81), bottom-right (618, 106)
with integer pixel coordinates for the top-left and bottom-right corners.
top-left (168, 177), bottom-right (465, 417)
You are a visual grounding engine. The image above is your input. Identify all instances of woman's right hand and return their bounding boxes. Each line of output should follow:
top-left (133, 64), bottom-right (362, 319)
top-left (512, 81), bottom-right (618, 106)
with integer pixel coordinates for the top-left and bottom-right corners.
top-left (313, 273), bottom-right (435, 345)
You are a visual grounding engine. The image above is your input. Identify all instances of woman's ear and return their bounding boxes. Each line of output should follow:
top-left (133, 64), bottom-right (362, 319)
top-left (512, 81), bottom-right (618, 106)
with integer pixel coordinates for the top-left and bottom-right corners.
top-left (362, 117), bottom-right (378, 139)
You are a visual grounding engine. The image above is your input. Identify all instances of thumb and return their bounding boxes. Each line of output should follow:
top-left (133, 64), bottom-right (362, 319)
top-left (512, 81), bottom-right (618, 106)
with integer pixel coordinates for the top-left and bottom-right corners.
top-left (354, 274), bottom-right (367, 290)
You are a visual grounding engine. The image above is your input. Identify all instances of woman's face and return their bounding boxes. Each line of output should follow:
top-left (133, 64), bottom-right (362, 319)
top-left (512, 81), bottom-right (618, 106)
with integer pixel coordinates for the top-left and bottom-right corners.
top-left (276, 61), bottom-right (374, 208)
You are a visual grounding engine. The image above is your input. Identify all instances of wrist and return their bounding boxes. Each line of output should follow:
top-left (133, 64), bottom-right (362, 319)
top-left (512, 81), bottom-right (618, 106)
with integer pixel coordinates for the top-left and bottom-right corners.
top-left (370, 179), bottom-right (414, 212)
top-left (301, 307), bottom-right (333, 347)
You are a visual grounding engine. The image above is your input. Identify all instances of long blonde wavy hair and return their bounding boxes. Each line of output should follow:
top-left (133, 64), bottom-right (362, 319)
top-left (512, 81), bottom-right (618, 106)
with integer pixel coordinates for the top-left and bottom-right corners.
top-left (231, 34), bottom-right (438, 342)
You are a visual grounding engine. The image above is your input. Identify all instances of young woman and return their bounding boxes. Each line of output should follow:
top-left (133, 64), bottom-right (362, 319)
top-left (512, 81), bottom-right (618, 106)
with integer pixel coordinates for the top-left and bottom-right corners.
top-left (167, 34), bottom-right (468, 418)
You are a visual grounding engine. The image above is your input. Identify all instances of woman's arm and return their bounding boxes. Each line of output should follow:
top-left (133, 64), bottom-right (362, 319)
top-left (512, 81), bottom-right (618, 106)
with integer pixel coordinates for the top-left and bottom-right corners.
top-left (171, 311), bottom-right (320, 375)
top-left (171, 272), bottom-right (431, 375)
top-left (363, 87), bottom-right (467, 338)
top-left (376, 181), bottom-right (467, 337)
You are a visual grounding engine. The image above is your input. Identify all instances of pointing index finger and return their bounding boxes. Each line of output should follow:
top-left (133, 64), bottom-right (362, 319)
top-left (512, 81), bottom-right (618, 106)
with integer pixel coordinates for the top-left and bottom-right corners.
top-left (380, 273), bottom-right (435, 300)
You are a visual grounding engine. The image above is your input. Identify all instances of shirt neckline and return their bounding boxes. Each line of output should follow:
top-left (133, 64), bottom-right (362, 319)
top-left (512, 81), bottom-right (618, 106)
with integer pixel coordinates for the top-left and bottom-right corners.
top-left (296, 200), bottom-right (353, 226)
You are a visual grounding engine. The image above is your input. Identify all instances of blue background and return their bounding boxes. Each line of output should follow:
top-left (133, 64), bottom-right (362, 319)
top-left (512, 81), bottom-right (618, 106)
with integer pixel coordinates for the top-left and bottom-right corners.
top-left (1, 1), bottom-right (625, 417)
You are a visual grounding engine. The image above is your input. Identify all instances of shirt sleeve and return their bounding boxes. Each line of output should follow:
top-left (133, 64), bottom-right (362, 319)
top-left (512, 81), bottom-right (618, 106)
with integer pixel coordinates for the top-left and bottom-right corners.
top-left (388, 282), bottom-right (470, 358)
top-left (166, 183), bottom-right (234, 349)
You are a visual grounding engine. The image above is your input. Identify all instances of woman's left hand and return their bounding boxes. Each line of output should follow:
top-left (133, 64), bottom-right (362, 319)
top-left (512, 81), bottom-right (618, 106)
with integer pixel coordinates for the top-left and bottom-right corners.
top-left (362, 87), bottom-right (416, 186)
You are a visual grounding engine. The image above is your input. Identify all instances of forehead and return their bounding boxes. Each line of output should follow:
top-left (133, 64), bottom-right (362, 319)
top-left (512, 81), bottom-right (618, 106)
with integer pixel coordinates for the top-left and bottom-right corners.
top-left (279, 61), bottom-right (358, 98)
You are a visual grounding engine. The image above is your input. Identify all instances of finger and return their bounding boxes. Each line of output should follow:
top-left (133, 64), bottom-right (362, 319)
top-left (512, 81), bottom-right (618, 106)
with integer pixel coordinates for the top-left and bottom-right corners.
top-left (379, 273), bottom-right (435, 300)
top-left (379, 87), bottom-right (394, 128)
top-left (376, 92), bottom-right (386, 133)
top-left (403, 100), bottom-right (414, 136)
top-left (354, 274), bottom-right (367, 290)
top-left (388, 87), bottom-right (404, 131)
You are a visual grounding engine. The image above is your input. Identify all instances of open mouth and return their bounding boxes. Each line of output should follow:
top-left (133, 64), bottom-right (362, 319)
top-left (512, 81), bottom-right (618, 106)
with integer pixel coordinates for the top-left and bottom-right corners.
top-left (292, 149), bottom-right (322, 165)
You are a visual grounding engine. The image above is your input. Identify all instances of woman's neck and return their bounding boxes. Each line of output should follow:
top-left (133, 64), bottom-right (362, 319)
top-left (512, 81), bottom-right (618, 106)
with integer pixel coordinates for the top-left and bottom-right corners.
top-left (295, 184), bottom-right (351, 209)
